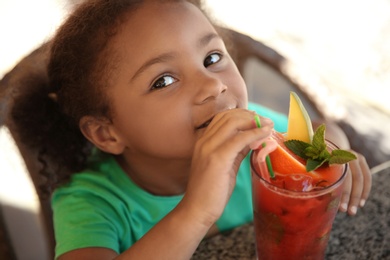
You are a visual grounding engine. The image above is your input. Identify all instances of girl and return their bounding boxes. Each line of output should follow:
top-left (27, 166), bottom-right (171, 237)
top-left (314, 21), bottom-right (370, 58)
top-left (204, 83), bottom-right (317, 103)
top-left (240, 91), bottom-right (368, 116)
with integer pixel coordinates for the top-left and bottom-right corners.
top-left (8, 0), bottom-right (371, 259)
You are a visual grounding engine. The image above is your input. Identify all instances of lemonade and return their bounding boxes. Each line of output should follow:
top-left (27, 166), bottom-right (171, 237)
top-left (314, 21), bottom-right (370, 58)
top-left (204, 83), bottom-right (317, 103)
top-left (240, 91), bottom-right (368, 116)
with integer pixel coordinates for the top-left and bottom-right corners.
top-left (250, 92), bottom-right (355, 259)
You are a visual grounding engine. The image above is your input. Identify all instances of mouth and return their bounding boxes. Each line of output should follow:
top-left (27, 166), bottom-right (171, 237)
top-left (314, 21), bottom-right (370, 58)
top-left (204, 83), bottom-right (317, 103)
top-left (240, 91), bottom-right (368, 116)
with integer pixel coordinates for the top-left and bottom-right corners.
top-left (195, 106), bottom-right (237, 130)
top-left (196, 117), bottom-right (214, 130)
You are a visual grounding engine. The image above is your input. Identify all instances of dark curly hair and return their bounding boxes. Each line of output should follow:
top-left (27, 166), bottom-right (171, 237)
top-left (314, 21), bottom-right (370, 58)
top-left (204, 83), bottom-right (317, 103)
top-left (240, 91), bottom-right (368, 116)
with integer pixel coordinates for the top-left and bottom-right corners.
top-left (7, 0), bottom-right (209, 196)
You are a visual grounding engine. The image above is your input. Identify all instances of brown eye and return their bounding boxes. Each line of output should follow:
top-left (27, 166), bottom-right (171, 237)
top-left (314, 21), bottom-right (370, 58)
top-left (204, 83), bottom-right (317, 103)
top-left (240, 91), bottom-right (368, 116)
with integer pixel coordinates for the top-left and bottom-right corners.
top-left (204, 53), bottom-right (222, 67)
top-left (151, 75), bottom-right (176, 90)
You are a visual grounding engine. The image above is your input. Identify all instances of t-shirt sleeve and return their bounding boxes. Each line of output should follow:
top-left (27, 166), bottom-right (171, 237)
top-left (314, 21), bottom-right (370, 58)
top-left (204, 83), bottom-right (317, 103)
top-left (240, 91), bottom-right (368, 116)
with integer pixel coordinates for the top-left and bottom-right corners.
top-left (248, 102), bottom-right (288, 132)
top-left (52, 188), bottom-right (122, 259)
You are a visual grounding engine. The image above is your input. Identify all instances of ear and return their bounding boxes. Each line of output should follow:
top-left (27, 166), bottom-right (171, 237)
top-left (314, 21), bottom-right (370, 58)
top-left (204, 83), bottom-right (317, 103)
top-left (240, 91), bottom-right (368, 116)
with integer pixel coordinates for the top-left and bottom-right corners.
top-left (79, 116), bottom-right (126, 155)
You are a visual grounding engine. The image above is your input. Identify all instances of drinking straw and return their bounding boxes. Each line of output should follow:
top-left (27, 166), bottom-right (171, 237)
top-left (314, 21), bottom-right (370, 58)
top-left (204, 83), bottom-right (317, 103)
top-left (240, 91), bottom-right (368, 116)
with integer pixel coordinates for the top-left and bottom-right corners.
top-left (254, 115), bottom-right (275, 179)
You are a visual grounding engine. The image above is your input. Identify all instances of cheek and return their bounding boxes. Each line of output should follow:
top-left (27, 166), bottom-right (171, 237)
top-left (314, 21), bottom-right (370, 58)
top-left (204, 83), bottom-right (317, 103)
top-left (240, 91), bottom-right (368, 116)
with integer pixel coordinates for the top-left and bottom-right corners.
top-left (226, 67), bottom-right (248, 107)
top-left (129, 124), bottom-right (196, 158)
top-left (114, 104), bottom-right (196, 157)
top-left (237, 75), bottom-right (248, 99)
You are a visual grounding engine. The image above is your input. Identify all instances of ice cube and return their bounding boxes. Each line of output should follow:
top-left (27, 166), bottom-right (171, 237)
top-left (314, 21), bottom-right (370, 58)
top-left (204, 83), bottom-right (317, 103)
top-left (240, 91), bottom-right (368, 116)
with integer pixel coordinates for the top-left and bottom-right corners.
top-left (282, 174), bottom-right (314, 192)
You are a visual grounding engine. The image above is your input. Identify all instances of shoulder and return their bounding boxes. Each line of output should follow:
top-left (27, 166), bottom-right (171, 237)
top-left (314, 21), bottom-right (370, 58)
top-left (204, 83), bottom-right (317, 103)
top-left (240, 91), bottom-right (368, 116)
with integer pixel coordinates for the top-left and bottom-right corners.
top-left (51, 154), bottom-right (184, 256)
top-left (51, 154), bottom-right (130, 211)
top-left (51, 155), bottom-right (132, 257)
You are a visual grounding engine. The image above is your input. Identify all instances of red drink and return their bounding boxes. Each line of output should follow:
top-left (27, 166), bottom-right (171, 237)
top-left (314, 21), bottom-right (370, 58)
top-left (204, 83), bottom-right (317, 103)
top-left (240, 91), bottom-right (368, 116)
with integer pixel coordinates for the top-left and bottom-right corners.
top-left (250, 136), bottom-right (347, 260)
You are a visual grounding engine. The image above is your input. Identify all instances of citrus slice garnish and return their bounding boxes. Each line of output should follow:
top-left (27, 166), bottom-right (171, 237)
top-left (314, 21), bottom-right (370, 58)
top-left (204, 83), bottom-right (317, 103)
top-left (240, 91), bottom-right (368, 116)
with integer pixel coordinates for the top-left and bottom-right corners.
top-left (286, 92), bottom-right (314, 143)
top-left (269, 132), bottom-right (307, 174)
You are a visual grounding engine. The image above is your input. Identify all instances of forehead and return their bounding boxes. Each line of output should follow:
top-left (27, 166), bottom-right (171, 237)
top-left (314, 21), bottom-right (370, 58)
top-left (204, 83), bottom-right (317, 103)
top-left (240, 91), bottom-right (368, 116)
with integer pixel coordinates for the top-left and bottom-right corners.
top-left (125, 1), bottom-right (213, 32)
top-left (111, 1), bottom-right (217, 55)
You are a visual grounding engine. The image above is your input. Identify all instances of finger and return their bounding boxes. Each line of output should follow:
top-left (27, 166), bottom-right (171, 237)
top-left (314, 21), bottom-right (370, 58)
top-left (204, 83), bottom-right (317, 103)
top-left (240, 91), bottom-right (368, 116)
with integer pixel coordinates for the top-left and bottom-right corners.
top-left (195, 121), bottom-right (271, 160)
top-left (254, 114), bottom-right (274, 129)
top-left (219, 127), bottom-right (273, 156)
top-left (252, 113), bottom-right (272, 129)
top-left (339, 168), bottom-right (352, 213)
top-left (203, 109), bottom-right (254, 137)
top-left (347, 158), bottom-right (364, 215)
top-left (250, 114), bottom-right (277, 150)
top-left (357, 154), bottom-right (372, 207)
top-left (249, 132), bottom-right (276, 150)
top-left (205, 109), bottom-right (273, 138)
top-left (201, 111), bottom-right (273, 148)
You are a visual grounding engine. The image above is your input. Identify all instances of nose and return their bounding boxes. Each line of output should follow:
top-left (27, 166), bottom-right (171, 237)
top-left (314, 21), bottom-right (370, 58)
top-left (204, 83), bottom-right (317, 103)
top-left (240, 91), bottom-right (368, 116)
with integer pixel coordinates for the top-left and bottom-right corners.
top-left (194, 72), bottom-right (227, 104)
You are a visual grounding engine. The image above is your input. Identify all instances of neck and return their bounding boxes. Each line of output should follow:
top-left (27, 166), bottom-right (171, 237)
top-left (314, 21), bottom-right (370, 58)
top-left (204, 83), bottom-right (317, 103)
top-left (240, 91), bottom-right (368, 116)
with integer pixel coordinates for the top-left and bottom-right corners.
top-left (115, 154), bottom-right (191, 196)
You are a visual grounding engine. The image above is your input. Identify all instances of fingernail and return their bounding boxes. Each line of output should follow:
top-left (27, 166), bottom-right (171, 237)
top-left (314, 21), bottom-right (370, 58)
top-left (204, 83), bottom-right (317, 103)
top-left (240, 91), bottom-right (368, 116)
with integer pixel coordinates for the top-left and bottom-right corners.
top-left (360, 199), bottom-right (366, 207)
top-left (340, 203), bottom-right (348, 212)
top-left (251, 119), bottom-right (257, 128)
top-left (350, 206), bottom-right (357, 215)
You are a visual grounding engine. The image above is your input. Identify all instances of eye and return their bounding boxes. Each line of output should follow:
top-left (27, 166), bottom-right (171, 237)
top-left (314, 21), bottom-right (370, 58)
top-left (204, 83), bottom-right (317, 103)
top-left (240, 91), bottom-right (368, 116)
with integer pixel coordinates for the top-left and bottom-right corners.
top-left (151, 75), bottom-right (177, 90)
top-left (203, 52), bottom-right (222, 67)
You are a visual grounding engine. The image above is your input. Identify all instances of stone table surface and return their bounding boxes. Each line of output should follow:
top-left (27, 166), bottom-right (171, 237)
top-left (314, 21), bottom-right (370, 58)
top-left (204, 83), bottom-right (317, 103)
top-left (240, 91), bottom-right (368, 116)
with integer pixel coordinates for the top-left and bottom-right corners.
top-left (192, 166), bottom-right (390, 260)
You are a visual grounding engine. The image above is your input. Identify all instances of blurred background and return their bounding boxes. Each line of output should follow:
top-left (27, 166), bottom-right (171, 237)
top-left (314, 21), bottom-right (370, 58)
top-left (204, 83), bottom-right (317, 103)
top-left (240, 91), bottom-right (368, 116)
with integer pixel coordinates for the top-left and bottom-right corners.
top-left (2, 0), bottom-right (390, 113)
top-left (1, 0), bottom-right (390, 259)
top-left (206, 0), bottom-right (390, 114)
top-left (203, 0), bottom-right (390, 167)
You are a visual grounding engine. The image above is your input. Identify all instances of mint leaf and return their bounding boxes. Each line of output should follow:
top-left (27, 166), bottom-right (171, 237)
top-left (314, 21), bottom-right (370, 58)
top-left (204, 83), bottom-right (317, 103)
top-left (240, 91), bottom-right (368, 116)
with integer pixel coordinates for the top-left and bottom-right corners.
top-left (304, 146), bottom-right (322, 159)
top-left (284, 140), bottom-right (311, 159)
top-left (306, 158), bottom-right (328, 171)
top-left (329, 150), bottom-right (357, 165)
top-left (319, 149), bottom-right (331, 161)
top-left (284, 124), bottom-right (357, 172)
top-left (312, 124), bottom-right (327, 151)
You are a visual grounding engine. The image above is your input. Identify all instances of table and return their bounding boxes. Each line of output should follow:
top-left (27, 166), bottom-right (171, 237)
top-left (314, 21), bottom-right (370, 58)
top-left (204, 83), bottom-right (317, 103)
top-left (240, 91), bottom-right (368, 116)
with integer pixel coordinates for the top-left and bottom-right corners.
top-left (193, 166), bottom-right (390, 260)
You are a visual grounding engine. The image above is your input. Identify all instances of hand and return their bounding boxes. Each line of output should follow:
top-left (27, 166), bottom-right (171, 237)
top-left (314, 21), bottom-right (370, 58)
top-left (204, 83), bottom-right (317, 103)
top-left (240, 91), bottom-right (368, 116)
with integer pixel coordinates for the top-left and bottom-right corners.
top-left (183, 109), bottom-right (274, 227)
top-left (339, 151), bottom-right (372, 215)
top-left (315, 120), bottom-right (372, 215)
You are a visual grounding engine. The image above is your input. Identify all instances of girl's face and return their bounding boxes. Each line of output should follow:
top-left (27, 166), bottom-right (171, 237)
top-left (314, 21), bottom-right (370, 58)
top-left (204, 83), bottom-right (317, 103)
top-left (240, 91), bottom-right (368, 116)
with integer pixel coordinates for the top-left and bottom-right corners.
top-left (107, 1), bottom-right (247, 160)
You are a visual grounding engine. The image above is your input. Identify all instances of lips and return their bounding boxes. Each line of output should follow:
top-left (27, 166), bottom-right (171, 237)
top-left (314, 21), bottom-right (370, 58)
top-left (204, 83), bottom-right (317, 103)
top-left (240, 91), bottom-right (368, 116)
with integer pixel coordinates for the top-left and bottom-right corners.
top-left (195, 106), bottom-right (237, 130)
top-left (196, 117), bottom-right (214, 130)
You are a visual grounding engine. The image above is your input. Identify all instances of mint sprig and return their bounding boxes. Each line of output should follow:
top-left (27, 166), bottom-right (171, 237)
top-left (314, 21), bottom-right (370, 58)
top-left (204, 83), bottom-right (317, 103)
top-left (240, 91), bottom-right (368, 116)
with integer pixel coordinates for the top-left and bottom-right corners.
top-left (284, 124), bottom-right (357, 172)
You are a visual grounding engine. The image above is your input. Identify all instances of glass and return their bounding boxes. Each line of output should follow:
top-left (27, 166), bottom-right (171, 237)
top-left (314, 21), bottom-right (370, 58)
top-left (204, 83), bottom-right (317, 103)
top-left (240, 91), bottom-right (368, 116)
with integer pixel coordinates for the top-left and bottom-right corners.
top-left (250, 139), bottom-right (347, 260)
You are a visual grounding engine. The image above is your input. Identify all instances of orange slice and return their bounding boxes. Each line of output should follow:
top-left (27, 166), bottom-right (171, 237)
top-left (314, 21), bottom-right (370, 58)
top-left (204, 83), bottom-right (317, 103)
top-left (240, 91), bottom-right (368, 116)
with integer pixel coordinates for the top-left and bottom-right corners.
top-left (269, 132), bottom-right (307, 174)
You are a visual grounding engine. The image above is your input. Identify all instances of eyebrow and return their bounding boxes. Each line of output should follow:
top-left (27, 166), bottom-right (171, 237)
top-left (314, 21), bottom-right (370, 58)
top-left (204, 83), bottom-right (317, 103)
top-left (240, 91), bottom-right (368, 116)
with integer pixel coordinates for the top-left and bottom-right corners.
top-left (131, 53), bottom-right (176, 81)
top-left (131, 32), bottom-right (221, 81)
top-left (197, 32), bottom-right (220, 49)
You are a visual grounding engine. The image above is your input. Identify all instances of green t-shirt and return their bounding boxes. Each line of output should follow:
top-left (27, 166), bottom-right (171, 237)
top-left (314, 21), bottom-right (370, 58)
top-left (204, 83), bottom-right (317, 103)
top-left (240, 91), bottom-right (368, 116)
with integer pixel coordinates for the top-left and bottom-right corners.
top-left (52, 103), bottom-right (287, 258)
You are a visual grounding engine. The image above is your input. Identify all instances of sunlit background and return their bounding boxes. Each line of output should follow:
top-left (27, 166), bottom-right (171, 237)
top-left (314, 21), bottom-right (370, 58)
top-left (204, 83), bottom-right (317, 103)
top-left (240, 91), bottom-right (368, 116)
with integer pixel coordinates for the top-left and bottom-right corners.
top-left (205, 0), bottom-right (390, 113)
top-left (1, 1), bottom-right (390, 259)
top-left (2, 0), bottom-right (390, 112)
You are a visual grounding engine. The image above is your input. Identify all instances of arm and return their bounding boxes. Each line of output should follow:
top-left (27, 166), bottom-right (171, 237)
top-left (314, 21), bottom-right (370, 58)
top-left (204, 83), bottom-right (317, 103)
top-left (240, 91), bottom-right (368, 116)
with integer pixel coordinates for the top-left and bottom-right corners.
top-left (58, 109), bottom-right (274, 260)
top-left (58, 202), bottom-right (211, 260)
